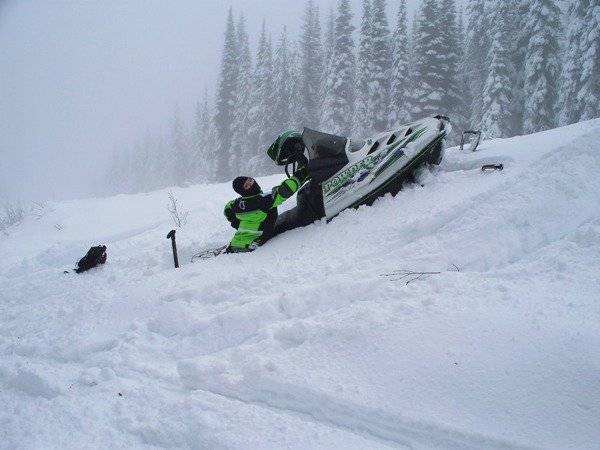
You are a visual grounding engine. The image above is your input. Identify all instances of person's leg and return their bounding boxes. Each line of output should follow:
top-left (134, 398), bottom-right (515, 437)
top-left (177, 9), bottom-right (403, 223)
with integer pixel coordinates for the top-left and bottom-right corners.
top-left (271, 182), bottom-right (327, 239)
top-left (272, 207), bottom-right (304, 237)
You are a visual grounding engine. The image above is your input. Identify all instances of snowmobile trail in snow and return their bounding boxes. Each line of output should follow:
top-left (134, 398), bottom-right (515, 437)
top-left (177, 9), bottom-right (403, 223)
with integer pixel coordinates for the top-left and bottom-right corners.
top-left (179, 364), bottom-right (526, 450)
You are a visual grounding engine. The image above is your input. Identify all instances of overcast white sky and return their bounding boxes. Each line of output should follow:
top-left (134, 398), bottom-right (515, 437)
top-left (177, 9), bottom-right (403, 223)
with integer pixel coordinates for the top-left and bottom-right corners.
top-left (0, 0), bottom-right (426, 203)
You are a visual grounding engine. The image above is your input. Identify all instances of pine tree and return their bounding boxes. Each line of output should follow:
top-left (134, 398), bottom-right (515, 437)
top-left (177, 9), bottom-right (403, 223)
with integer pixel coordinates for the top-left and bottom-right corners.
top-left (412, 0), bottom-right (446, 118)
top-left (320, 7), bottom-right (336, 127)
top-left (194, 90), bottom-right (215, 181)
top-left (321, 0), bottom-right (356, 135)
top-left (481, 0), bottom-right (514, 138)
top-left (510, 0), bottom-right (533, 135)
top-left (455, 4), bottom-right (471, 134)
top-left (368, 0), bottom-right (392, 132)
top-left (522, 0), bottom-right (562, 133)
top-left (354, 0), bottom-right (373, 137)
top-left (405, 9), bottom-right (420, 122)
top-left (273, 27), bottom-right (294, 132)
top-left (579, 1), bottom-right (600, 120)
top-left (389, 0), bottom-right (410, 127)
top-left (299, 0), bottom-right (323, 129)
top-left (213, 7), bottom-right (238, 181)
top-left (288, 41), bottom-right (304, 129)
top-left (230, 14), bottom-right (253, 175)
top-left (438, 0), bottom-right (464, 135)
top-left (247, 21), bottom-right (276, 173)
top-left (559, 0), bottom-right (588, 126)
top-left (464, 0), bottom-right (489, 129)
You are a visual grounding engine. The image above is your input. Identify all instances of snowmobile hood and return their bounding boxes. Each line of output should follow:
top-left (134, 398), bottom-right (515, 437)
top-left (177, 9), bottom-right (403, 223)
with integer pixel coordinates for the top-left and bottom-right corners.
top-left (319, 116), bottom-right (450, 219)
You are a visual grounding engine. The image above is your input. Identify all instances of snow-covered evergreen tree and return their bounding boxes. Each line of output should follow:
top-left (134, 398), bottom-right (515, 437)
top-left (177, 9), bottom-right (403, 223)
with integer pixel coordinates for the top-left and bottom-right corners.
top-left (438, 0), bottom-right (464, 137)
top-left (354, 0), bottom-right (373, 137)
top-left (368, 0), bottom-right (392, 132)
top-left (299, 0), bottom-right (323, 129)
top-left (481, 0), bottom-right (514, 138)
top-left (404, 9), bottom-right (419, 122)
top-left (319, 7), bottom-right (336, 128)
top-left (412, 0), bottom-right (446, 117)
top-left (559, 0), bottom-right (588, 126)
top-left (288, 41), bottom-right (304, 130)
top-left (321, 0), bottom-right (356, 136)
top-left (213, 7), bottom-right (238, 181)
top-left (522, 0), bottom-right (562, 134)
top-left (247, 21), bottom-right (276, 174)
top-left (507, 0), bottom-right (533, 135)
top-left (194, 90), bottom-right (215, 181)
top-left (273, 27), bottom-right (294, 133)
top-left (464, 0), bottom-right (490, 129)
top-left (389, 0), bottom-right (410, 127)
top-left (230, 14), bottom-right (253, 175)
top-left (455, 4), bottom-right (471, 135)
top-left (579, 1), bottom-right (600, 120)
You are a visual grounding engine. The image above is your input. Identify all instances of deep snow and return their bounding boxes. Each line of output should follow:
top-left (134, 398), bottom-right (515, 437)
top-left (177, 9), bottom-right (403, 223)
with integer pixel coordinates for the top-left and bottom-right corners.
top-left (1, 119), bottom-right (600, 449)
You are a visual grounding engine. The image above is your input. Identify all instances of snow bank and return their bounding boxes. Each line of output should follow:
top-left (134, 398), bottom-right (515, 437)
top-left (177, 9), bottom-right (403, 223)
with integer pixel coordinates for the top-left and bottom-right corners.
top-left (1, 119), bottom-right (600, 449)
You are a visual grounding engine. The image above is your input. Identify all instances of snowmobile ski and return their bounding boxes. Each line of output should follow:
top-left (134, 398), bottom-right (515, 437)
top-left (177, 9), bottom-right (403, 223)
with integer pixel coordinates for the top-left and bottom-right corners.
top-left (190, 244), bottom-right (228, 262)
top-left (481, 164), bottom-right (503, 172)
top-left (460, 130), bottom-right (482, 152)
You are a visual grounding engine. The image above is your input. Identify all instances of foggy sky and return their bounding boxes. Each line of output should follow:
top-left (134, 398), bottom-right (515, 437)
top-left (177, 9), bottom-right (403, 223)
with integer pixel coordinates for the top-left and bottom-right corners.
top-left (0, 0), bottom-right (424, 203)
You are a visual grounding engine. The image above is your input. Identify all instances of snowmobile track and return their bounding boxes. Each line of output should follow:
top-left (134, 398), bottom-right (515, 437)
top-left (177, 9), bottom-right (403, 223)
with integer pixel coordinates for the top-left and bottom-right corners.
top-left (181, 373), bottom-right (528, 450)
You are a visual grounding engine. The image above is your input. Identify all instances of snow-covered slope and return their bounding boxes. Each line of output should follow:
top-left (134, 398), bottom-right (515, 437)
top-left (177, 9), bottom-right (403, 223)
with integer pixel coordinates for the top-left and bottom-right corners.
top-left (1, 119), bottom-right (600, 449)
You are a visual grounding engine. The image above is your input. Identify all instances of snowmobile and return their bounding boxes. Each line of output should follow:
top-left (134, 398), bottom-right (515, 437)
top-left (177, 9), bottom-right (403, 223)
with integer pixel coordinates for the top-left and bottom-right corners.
top-left (270, 115), bottom-right (451, 221)
top-left (191, 115), bottom-right (451, 261)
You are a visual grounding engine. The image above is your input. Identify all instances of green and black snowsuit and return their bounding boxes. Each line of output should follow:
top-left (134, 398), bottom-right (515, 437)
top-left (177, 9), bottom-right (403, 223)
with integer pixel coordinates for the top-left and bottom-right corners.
top-left (224, 175), bottom-right (307, 252)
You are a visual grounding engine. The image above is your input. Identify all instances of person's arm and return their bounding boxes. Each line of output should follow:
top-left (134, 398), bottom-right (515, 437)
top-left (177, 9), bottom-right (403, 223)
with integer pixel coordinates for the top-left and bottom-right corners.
top-left (265, 171), bottom-right (309, 209)
top-left (224, 200), bottom-right (240, 229)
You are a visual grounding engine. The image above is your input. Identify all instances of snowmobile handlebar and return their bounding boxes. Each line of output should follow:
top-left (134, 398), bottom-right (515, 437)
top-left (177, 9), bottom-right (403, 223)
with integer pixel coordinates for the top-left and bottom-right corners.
top-left (278, 142), bottom-right (307, 166)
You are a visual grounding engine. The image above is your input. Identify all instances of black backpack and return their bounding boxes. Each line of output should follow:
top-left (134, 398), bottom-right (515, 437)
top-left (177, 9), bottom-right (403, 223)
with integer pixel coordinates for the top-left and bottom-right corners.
top-left (75, 245), bottom-right (107, 273)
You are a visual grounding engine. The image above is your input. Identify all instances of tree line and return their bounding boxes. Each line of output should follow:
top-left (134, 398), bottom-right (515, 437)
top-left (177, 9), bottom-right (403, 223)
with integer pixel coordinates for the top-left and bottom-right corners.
top-left (107, 0), bottom-right (600, 195)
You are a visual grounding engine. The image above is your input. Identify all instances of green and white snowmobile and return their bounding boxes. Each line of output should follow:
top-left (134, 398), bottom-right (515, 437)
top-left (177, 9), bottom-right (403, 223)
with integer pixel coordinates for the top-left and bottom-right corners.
top-left (270, 115), bottom-right (451, 221)
top-left (194, 115), bottom-right (451, 260)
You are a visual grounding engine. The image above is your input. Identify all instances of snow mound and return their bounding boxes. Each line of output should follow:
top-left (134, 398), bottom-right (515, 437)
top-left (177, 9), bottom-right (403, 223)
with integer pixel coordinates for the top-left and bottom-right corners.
top-left (1, 119), bottom-right (600, 449)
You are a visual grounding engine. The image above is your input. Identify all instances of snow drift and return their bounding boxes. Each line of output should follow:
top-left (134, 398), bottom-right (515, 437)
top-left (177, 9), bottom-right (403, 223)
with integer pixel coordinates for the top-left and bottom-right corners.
top-left (1, 119), bottom-right (600, 449)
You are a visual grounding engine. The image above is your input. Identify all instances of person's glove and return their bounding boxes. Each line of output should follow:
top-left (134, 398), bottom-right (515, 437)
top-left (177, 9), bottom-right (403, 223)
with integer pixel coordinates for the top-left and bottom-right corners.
top-left (293, 165), bottom-right (309, 183)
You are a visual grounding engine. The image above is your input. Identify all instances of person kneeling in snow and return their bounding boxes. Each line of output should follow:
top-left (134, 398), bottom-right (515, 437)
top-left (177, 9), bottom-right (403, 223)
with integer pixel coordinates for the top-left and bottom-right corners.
top-left (224, 168), bottom-right (308, 253)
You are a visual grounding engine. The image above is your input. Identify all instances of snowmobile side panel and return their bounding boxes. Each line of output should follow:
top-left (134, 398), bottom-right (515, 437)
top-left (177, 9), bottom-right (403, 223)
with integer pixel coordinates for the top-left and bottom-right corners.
top-left (319, 117), bottom-right (448, 219)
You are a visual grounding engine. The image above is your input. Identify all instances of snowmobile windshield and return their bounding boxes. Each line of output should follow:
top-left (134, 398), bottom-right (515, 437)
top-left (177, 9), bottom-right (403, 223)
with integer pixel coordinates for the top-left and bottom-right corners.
top-left (301, 128), bottom-right (348, 160)
top-left (301, 128), bottom-right (349, 184)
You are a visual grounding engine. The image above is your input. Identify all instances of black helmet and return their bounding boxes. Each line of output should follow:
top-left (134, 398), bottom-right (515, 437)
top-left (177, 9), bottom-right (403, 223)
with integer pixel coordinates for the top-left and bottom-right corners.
top-left (232, 176), bottom-right (261, 196)
top-left (267, 129), bottom-right (304, 165)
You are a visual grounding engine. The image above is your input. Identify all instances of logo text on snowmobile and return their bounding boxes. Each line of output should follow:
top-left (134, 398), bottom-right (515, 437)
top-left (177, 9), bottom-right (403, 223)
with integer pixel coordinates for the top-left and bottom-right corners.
top-left (322, 127), bottom-right (426, 197)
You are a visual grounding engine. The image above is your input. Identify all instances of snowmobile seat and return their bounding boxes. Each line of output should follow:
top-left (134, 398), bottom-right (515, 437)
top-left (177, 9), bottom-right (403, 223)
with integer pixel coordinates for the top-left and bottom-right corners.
top-left (307, 157), bottom-right (348, 184)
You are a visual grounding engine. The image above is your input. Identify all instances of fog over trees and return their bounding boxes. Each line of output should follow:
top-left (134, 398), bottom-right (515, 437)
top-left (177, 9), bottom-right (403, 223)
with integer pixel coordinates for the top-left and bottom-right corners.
top-left (0, 0), bottom-right (600, 200)
top-left (104, 0), bottom-right (599, 196)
